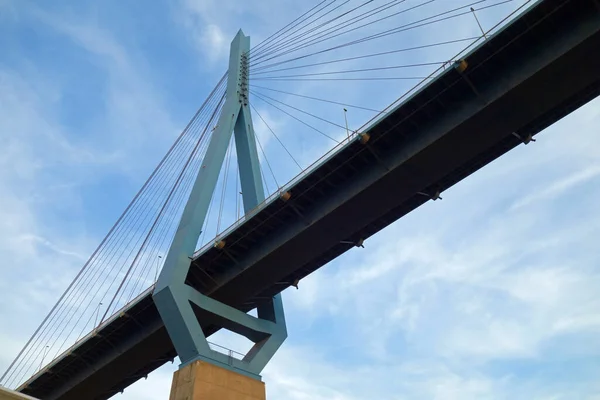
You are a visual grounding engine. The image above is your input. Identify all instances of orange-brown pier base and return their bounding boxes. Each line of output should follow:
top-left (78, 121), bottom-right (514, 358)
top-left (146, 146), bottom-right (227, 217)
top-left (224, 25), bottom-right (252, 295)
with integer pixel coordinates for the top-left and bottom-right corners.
top-left (169, 360), bottom-right (266, 400)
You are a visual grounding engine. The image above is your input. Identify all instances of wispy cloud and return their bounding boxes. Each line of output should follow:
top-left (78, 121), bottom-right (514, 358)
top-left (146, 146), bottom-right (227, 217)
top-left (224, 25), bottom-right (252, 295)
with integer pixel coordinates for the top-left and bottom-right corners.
top-left (510, 164), bottom-right (600, 210)
top-left (0, 0), bottom-right (186, 384)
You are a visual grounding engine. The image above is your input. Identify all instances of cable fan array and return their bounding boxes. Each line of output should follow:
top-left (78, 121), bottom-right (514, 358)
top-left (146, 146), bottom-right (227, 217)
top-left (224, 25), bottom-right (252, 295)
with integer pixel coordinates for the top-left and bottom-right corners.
top-left (242, 0), bottom-right (533, 182)
top-left (1, 74), bottom-right (229, 388)
top-left (1, 0), bottom-right (536, 389)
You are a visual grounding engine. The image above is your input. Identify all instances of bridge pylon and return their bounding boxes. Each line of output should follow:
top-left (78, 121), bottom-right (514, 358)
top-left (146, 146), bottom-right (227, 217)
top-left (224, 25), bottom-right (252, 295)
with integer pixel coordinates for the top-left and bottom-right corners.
top-left (153, 30), bottom-right (286, 399)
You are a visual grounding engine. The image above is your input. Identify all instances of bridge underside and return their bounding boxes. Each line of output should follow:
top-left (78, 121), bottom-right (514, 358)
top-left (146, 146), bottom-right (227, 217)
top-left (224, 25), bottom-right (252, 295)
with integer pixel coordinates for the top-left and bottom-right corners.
top-left (19, 0), bottom-right (600, 398)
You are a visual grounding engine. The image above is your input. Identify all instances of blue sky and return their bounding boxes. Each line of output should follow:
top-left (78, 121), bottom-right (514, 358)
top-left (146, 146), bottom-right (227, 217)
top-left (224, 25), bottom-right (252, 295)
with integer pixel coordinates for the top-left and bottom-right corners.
top-left (1, 0), bottom-right (600, 399)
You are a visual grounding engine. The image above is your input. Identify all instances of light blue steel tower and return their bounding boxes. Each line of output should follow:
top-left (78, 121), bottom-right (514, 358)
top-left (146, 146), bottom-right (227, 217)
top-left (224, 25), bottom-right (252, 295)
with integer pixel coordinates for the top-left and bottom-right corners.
top-left (153, 31), bottom-right (287, 380)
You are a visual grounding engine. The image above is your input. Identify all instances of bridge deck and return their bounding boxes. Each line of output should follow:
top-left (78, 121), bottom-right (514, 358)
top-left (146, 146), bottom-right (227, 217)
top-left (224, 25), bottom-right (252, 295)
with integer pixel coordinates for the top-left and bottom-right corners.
top-left (19, 0), bottom-right (600, 398)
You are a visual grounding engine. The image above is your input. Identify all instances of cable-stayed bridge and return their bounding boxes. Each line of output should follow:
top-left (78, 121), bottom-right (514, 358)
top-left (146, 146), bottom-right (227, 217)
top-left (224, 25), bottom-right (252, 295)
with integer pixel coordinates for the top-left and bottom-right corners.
top-left (2, 0), bottom-right (600, 398)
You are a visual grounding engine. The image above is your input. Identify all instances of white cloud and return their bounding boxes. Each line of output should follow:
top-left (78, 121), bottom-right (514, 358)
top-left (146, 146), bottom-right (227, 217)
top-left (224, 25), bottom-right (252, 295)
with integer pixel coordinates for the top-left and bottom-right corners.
top-left (511, 164), bottom-right (600, 210)
top-left (200, 24), bottom-right (228, 63)
top-left (178, 0), bottom-right (236, 65)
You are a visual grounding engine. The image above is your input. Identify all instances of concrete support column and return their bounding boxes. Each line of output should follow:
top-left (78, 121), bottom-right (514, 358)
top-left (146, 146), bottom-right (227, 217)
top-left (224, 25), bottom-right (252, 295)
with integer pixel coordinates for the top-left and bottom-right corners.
top-left (169, 360), bottom-right (266, 400)
top-left (0, 386), bottom-right (38, 400)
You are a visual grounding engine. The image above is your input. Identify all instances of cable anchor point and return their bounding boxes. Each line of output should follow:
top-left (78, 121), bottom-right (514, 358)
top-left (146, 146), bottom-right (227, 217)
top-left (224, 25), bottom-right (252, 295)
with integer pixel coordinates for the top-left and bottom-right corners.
top-left (418, 190), bottom-right (442, 201)
top-left (512, 132), bottom-right (536, 144)
top-left (340, 238), bottom-right (365, 248)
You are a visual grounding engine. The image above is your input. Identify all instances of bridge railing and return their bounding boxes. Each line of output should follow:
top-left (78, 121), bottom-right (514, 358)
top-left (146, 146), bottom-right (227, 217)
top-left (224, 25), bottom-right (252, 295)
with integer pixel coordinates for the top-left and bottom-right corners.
top-left (207, 342), bottom-right (247, 365)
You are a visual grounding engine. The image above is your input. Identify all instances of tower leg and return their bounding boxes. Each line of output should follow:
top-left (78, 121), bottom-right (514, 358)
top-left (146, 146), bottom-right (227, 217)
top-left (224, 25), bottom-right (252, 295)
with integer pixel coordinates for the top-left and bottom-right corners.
top-left (169, 360), bottom-right (265, 400)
